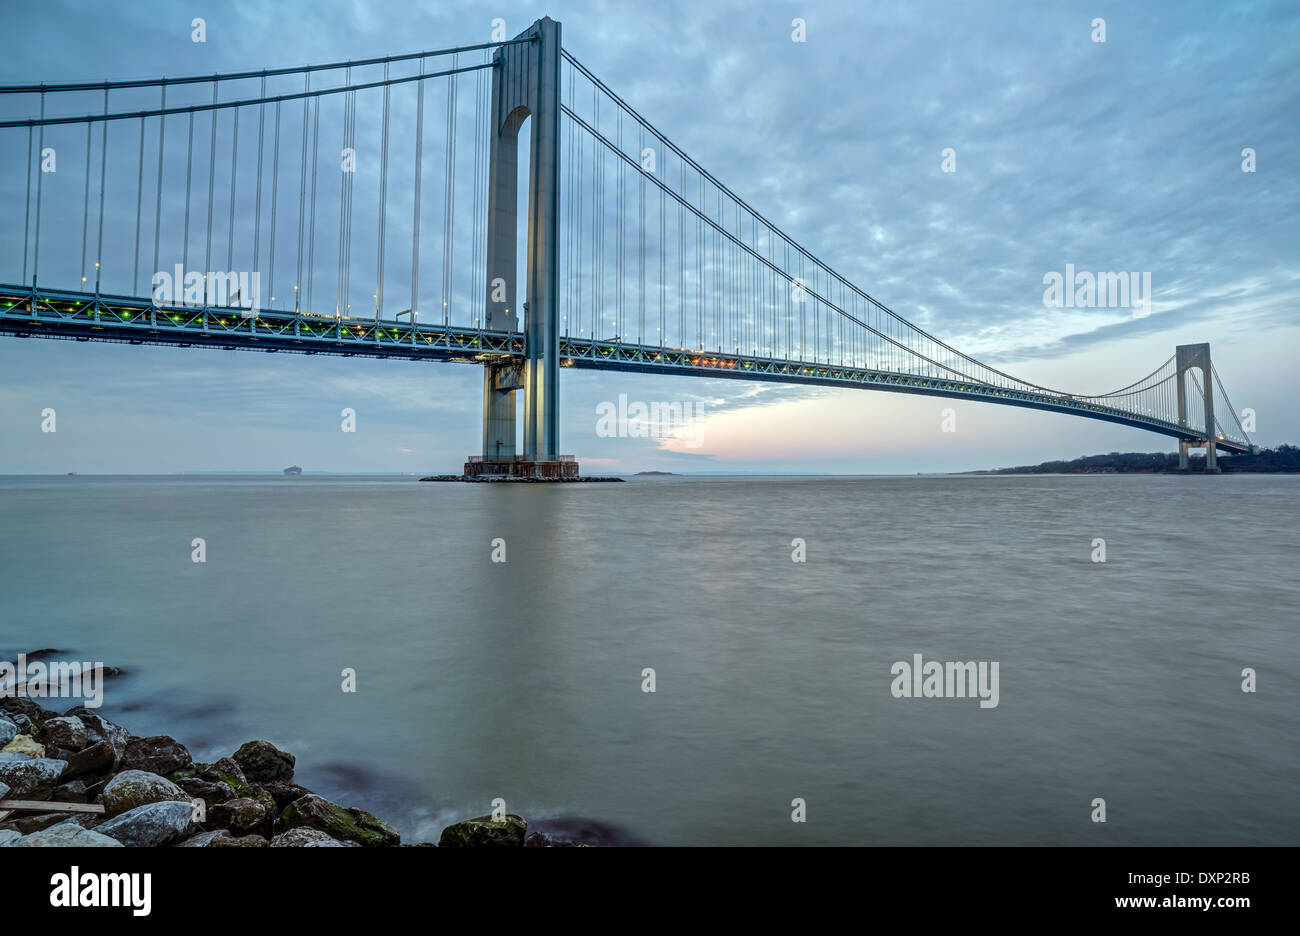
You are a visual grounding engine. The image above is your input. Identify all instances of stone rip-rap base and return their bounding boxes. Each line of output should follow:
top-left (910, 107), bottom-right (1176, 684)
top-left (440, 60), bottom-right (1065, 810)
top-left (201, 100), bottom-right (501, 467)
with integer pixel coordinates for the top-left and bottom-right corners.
top-left (0, 697), bottom-right (620, 847)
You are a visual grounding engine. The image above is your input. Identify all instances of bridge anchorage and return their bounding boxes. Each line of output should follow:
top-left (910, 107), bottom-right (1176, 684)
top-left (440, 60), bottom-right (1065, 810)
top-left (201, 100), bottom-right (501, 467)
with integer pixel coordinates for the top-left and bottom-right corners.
top-left (0, 18), bottom-right (1254, 474)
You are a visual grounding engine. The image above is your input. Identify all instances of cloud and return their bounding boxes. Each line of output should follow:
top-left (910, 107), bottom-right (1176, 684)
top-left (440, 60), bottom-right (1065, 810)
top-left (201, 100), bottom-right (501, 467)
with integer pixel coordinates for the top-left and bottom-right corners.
top-left (0, 0), bottom-right (1295, 472)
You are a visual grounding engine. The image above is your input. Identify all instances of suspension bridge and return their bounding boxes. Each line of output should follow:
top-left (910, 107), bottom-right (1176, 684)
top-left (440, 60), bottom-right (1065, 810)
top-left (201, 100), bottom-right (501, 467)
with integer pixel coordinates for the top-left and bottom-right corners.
top-left (0, 17), bottom-right (1252, 475)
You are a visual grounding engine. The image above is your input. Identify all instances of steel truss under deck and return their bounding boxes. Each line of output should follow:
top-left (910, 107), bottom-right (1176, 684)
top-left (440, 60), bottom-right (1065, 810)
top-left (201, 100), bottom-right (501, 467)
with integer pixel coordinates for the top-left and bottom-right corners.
top-left (0, 283), bottom-right (1251, 454)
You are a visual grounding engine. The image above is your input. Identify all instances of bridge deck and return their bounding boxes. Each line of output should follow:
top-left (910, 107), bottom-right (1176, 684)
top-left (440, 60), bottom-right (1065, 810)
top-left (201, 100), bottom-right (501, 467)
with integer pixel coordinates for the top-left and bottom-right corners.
top-left (0, 284), bottom-right (1250, 454)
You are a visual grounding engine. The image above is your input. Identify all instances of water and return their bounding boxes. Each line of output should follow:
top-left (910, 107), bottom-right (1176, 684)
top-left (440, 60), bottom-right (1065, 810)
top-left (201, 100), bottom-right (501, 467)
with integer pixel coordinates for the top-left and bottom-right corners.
top-left (1, 473), bottom-right (1296, 845)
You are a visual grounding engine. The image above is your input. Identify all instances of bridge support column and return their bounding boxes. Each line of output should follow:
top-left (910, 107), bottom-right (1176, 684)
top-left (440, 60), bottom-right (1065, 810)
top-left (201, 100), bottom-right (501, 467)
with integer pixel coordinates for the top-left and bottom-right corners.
top-left (1175, 343), bottom-right (1220, 474)
top-left (469, 16), bottom-right (571, 479)
top-left (482, 361), bottom-right (520, 460)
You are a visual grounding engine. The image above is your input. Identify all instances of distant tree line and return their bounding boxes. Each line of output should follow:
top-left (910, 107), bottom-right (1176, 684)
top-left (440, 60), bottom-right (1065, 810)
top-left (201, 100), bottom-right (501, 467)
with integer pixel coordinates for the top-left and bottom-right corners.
top-left (978, 445), bottom-right (1300, 474)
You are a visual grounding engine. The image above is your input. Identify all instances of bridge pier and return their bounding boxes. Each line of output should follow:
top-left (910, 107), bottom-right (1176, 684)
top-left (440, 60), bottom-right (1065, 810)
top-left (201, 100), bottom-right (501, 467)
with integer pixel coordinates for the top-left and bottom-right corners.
top-left (482, 361), bottom-right (520, 460)
top-left (466, 16), bottom-right (575, 480)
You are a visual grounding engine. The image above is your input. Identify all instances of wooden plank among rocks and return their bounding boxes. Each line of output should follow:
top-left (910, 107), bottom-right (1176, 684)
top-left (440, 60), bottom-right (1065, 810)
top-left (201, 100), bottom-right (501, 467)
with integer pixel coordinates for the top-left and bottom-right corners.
top-left (0, 799), bottom-right (106, 814)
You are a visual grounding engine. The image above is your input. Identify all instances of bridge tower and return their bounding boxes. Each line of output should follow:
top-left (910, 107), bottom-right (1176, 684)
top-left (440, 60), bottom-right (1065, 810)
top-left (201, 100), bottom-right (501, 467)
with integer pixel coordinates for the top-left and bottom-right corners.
top-left (1175, 342), bottom-right (1219, 473)
top-left (468, 16), bottom-right (575, 479)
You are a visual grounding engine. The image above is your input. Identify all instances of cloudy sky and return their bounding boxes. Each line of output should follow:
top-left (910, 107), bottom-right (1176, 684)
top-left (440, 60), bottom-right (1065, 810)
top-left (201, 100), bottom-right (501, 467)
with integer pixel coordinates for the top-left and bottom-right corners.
top-left (1, 0), bottom-right (1296, 474)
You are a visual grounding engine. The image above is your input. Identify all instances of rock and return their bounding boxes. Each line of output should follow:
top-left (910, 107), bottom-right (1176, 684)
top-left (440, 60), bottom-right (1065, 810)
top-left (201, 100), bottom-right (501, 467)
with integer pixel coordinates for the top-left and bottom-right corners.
top-left (82, 775), bottom-right (112, 801)
top-left (174, 829), bottom-right (232, 847)
top-left (232, 740), bottom-right (295, 783)
top-left (209, 833), bottom-right (269, 848)
top-left (101, 770), bottom-right (191, 817)
top-left (208, 797), bottom-right (271, 836)
top-left (95, 800), bottom-right (195, 847)
top-left (439, 814), bottom-right (527, 848)
top-left (2, 734), bottom-right (45, 757)
top-left (42, 716), bottom-right (89, 752)
top-left (17, 821), bottom-right (123, 847)
top-left (0, 780), bottom-right (8, 799)
top-left (52, 779), bottom-right (89, 803)
top-left (61, 739), bottom-right (116, 780)
top-left (280, 793), bottom-right (400, 847)
top-left (0, 752), bottom-right (66, 797)
top-left (260, 780), bottom-right (313, 811)
top-left (7, 714), bottom-right (39, 738)
top-left (177, 777), bottom-right (237, 806)
top-left (0, 698), bottom-right (52, 725)
top-left (271, 827), bottom-right (352, 847)
top-left (198, 759), bottom-right (277, 814)
top-left (0, 715), bottom-right (17, 746)
top-left (200, 757), bottom-right (247, 786)
top-left (63, 710), bottom-right (130, 765)
top-left (121, 735), bottom-right (191, 776)
top-left (525, 816), bottom-right (643, 847)
top-left (0, 829), bottom-right (19, 846)
top-left (11, 811), bottom-right (95, 835)
top-left (168, 763), bottom-right (203, 782)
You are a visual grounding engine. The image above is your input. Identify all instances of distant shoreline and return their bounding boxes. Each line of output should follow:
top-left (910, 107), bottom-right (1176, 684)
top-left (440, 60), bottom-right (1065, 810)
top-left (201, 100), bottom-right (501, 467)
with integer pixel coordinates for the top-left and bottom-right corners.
top-left (965, 446), bottom-right (1300, 475)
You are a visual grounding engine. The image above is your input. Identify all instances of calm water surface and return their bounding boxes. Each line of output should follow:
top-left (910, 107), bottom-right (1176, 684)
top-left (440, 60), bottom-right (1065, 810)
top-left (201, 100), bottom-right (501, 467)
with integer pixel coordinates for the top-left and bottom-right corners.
top-left (1, 473), bottom-right (1296, 845)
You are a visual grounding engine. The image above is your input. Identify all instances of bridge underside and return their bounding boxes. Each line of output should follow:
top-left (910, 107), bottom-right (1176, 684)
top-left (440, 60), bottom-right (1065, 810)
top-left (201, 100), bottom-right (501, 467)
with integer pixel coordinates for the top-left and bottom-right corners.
top-left (0, 285), bottom-right (1250, 456)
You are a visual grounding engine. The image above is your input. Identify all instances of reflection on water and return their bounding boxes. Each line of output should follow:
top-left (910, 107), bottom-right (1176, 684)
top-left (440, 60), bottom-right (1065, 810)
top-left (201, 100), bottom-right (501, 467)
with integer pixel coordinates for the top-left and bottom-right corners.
top-left (1, 473), bottom-right (1296, 844)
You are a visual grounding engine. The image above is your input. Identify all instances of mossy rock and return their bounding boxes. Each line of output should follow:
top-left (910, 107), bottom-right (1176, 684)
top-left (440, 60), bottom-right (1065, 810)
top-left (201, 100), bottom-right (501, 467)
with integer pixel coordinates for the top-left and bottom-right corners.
top-left (280, 793), bottom-right (399, 847)
top-left (101, 770), bottom-right (191, 817)
top-left (232, 740), bottom-right (295, 783)
top-left (439, 814), bottom-right (527, 847)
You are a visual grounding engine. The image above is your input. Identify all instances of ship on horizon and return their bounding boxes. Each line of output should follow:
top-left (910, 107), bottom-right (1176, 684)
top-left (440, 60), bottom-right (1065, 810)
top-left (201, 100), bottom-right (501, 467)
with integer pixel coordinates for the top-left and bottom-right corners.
top-left (283, 465), bottom-right (303, 476)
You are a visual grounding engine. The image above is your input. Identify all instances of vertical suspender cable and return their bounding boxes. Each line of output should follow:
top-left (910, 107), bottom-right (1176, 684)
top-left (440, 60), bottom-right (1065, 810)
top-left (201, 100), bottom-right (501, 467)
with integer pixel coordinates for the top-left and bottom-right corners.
top-left (295, 73), bottom-right (309, 312)
top-left (306, 94), bottom-right (319, 316)
top-left (344, 86), bottom-right (355, 316)
top-left (132, 116), bottom-right (144, 295)
top-left (227, 107), bottom-right (239, 273)
top-left (696, 174), bottom-right (703, 349)
top-left (336, 69), bottom-right (349, 318)
top-left (254, 76), bottom-right (266, 290)
top-left (637, 125), bottom-right (645, 345)
top-left (441, 53), bottom-right (457, 327)
top-left (573, 71), bottom-right (584, 337)
top-left (657, 150), bottom-right (664, 348)
top-left (562, 62), bottom-right (571, 337)
top-left (591, 90), bottom-right (599, 339)
top-left (182, 111), bottom-right (194, 276)
top-left (681, 157), bottom-right (688, 351)
top-left (410, 58), bottom-right (424, 324)
top-left (34, 90), bottom-right (46, 286)
top-left (204, 82), bottom-right (217, 299)
top-left (376, 64), bottom-right (390, 320)
top-left (269, 98), bottom-right (281, 307)
top-left (22, 124), bottom-right (33, 285)
top-left (95, 89), bottom-right (108, 293)
top-left (617, 113), bottom-right (624, 341)
top-left (80, 120), bottom-right (91, 290)
top-left (470, 56), bottom-right (482, 328)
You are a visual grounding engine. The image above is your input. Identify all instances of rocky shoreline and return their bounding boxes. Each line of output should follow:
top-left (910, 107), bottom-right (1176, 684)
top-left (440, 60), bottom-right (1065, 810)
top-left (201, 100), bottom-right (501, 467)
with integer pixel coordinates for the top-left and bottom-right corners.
top-left (0, 697), bottom-right (602, 847)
